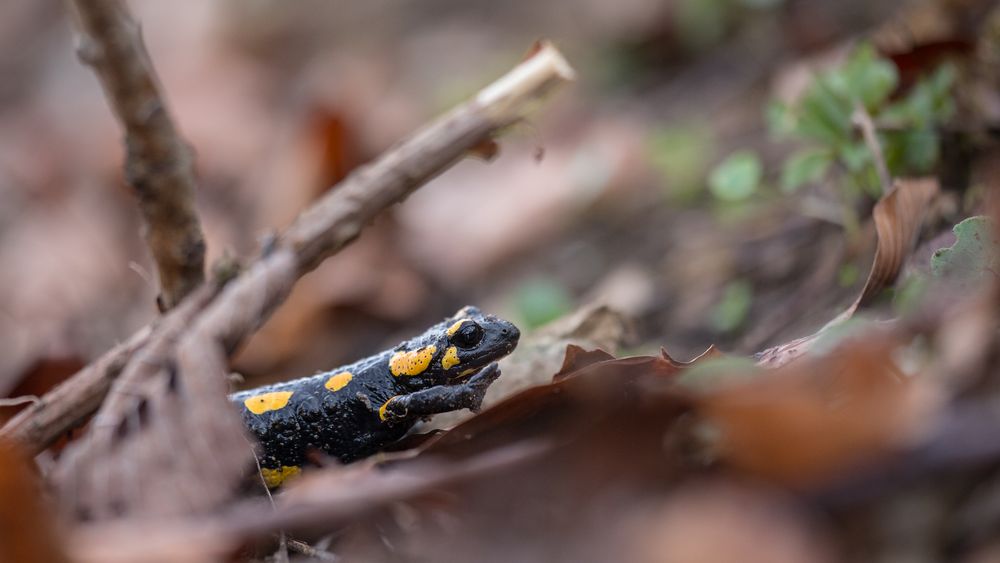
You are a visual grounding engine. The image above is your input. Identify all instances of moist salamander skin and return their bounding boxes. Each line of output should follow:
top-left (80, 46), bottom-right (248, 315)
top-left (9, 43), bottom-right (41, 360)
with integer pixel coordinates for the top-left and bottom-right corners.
top-left (230, 306), bottom-right (519, 487)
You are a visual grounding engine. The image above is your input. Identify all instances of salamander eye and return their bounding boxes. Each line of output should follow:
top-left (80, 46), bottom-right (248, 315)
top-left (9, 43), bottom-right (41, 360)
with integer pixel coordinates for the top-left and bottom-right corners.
top-left (451, 322), bottom-right (484, 349)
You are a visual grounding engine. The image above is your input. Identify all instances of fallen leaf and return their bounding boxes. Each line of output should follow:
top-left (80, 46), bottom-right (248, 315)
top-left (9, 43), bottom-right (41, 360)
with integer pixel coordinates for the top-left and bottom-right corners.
top-left (0, 439), bottom-right (70, 563)
top-left (704, 334), bottom-right (935, 486)
top-left (625, 481), bottom-right (836, 563)
top-left (755, 178), bottom-right (938, 367)
top-left (931, 216), bottom-right (1000, 288)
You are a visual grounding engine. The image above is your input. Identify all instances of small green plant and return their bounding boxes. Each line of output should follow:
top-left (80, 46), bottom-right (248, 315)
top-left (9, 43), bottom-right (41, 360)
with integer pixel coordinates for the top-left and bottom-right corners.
top-left (707, 44), bottom-right (956, 209)
top-left (647, 124), bottom-right (714, 202)
top-left (513, 276), bottom-right (574, 329)
top-left (708, 150), bottom-right (762, 202)
top-left (709, 279), bottom-right (753, 332)
top-left (768, 44), bottom-right (956, 198)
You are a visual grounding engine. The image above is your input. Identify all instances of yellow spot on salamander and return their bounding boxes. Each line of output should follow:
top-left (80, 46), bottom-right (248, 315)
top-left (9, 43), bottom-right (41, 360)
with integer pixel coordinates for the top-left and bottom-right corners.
top-left (459, 368), bottom-right (477, 377)
top-left (447, 319), bottom-right (468, 337)
top-left (379, 396), bottom-right (399, 421)
top-left (324, 371), bottom-right (353, 392)
top-left (243, 391), bottom-right (294, 415)
top-left (390, 345), bottom-right (437, 376)
top-left (442, 346), bottom-right (461, 370)
top-left (260, 465), bottom-right (301, 488)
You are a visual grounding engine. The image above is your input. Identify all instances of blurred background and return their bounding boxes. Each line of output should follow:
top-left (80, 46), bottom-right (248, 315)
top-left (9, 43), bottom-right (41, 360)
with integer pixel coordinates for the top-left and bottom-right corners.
top-left (0, 0), bottom-right (995, 403)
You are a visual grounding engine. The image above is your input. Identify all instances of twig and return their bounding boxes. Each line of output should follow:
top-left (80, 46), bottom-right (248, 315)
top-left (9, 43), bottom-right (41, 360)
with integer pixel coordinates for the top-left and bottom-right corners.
top-left (0, 330), bottom-right (147, 454)
top-left (852, 102), bottom-right (892, 196)
top-left (67, 0), bottom-right (206, 311)
top-left (0, 395), bottom-right (41, 407)
top-left (286, 538), bottom-right (339, 561)
top-left (176, 43), bottom-right (575, 382)
top-left (0, 43), bottom-right (573, 459)
top-left (47, 42), bottom-right (574, 518)
top-left (0, 284), bottom-right (216, 455)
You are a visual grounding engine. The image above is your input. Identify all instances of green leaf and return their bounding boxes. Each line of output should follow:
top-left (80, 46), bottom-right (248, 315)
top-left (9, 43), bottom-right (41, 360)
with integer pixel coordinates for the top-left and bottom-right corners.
top-left (838, 142), bottom-right (871, 173)
top-left (780, 147), bottom-right (832, 192)
top-left (708, 151), bottom-right (762, 202)
top-left (837, 262), bottom-right (860, 287)
top-left (841, 44), bottom-right (898, 109)
top-left (885, 62), bottom-right (957, 131)
top-left (765, 100), bottom-right (797, 138)
top-left (709, 280), bottom-right (753, 332)
top-left (812, 317), bottom-right (876, 355)
top-left (798, 76), bottom-right (853, 144)
top-left (893, 274), bottom-right (929, 316)
top-left (514, 277), bottom-right (574, 329)
top-left (900, 129), bottom-right (939, 173)
top-left (931, 216), bottom-right (1000, 288)
top-left (647, 125), bottom-right (713, 202)
top-left (928, 63), bottom-right (957, 95)
top-left (678, 356), bottom-right (762, 389)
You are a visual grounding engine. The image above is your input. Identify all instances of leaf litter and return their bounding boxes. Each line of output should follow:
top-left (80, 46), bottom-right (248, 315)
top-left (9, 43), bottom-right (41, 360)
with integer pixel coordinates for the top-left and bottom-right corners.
top-left (5, 2), bottom-right (1000, 563)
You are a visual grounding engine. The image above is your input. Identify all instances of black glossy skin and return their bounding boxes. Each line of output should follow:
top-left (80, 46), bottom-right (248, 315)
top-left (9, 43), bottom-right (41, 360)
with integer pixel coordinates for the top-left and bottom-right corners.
top-left (230, 307), bottom-right (519, 473)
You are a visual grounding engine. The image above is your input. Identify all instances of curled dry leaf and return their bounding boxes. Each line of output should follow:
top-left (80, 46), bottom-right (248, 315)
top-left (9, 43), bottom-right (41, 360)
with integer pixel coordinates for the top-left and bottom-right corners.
top-left (660, 344), bottom-right (723, 368)
top-left (756, 178), bottom-right (939, 367)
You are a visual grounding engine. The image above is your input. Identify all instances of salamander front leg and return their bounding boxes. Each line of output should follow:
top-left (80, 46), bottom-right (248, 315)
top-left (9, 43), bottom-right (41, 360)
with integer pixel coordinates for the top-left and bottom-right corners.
top-left (380, 363), bottom-right (501, 423)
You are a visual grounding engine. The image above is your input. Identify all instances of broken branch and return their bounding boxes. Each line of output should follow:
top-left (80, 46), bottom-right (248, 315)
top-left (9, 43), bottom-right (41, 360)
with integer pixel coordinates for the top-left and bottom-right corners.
top-left (52, 40), bottom-right (574, 519)
top-left (3, 40), bottom-right (571, 473)
top-left (68, 0), bottom-right (206, 310)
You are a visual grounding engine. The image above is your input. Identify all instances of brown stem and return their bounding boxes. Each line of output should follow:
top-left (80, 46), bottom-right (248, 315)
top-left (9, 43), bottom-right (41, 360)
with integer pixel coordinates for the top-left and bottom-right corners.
top-left (67, 0), bottom-right (206, 311)
top-left (852, 102), bottom-right (892, 196)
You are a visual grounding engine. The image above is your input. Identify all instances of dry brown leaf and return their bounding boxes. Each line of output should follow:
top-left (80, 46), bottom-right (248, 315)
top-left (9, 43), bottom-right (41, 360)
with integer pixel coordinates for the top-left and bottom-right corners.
top-left (0, 440), bottom-right (70, 563)
top-left (703, 334), bottom-right (936, 487)
top-left (661, 344), bottom-right (723, 367)
top-left (625, 482), bottom-right (837, 563)
top-left (756, 178), bottom-right (939, 367)
top-left (404, 346), bottom-right (686, 464)
top-left (422, 305), bottom-right (634, 431)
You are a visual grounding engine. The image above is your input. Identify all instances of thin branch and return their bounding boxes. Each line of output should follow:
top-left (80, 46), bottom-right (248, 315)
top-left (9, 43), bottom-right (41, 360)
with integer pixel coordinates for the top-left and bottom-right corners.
top-left (0, 395), bottom-right (41, 407)
top-left (0, 285), bottom-right (216, 454)
top-left (178, 45), bottom-right (575, 386)
top-left (7, 40), bottom-right (570, 482)
top-left (50, 41), bottom-right (574, 519)
top-left (0, 331), bottom-right (146, 453)
top-left (853, 102), bottom-right (893, 196)
top-left (67, 0), bottom-right (206, 311)
top-left (286, 538), bottom-right (339, 561)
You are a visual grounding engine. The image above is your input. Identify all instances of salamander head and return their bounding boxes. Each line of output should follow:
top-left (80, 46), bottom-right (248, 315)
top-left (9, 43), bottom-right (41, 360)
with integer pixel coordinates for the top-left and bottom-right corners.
top-left (388, 306), bottom-right (520, 389)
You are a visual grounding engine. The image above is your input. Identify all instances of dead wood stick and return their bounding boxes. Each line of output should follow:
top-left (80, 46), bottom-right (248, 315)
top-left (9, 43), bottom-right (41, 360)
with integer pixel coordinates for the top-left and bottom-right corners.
top-left (0, 285), bottom-right (218, 455)
top-left (4, 42), bottom-right (572, 458)
top-left (186, 41), bottom-right (576, 355)
top-left (0, 331), bottom-right (146, 454)
top-left (68, 0), bottom-right (206, 311)
top-left (52, 41), bottom-right (575, 519)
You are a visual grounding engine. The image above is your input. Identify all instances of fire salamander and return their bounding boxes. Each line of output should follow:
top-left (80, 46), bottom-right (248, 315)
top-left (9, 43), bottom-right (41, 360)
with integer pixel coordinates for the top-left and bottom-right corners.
top-left (230, 306), bottom-right (520, 488)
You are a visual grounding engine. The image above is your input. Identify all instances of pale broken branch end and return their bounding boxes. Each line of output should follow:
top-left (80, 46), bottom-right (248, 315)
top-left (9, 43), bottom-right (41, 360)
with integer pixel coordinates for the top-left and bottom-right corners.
top-left (477, 41), bottom-right (576, 123)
